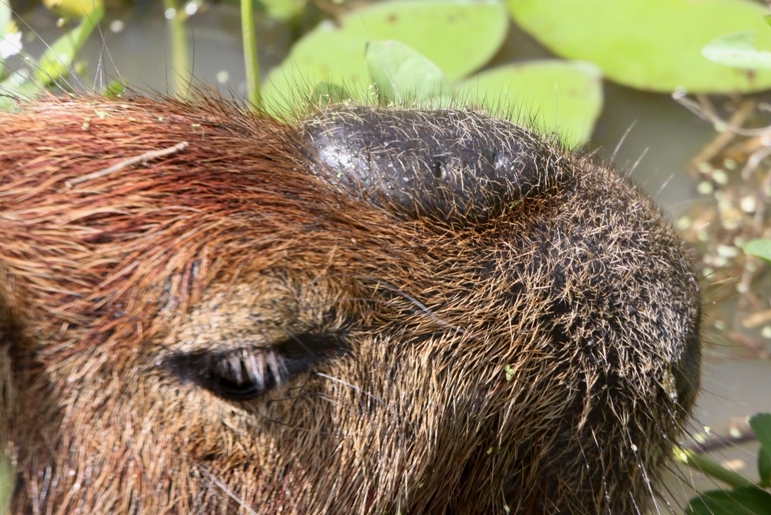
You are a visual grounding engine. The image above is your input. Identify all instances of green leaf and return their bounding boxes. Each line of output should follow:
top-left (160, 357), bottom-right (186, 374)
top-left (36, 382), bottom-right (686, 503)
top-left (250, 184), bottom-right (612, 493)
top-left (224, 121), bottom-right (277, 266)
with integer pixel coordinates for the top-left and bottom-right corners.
top-left (0, 3), bottom-right (11, 80)
top-left (42, 0), bottom-right (103, 18)
top-left (676, 446), bottom-right (756, 490)
top-left (0, 455), bottom-right (11, 515)
top-left (750, 414), bottom-right (771, 463)
top-left (507, 0), bottom-right (771, 93)
top-left (256, 0), bottom-right (306, 21)
top-left (366, 40), bottom-right (453, 105)
top-left (310, 82), bottom-right (354, 106)
top-left (33, 6), bottom-right (104, 86)
top-left (0, 3), bottom-right (11, 35)
top-left (703, 31), bottom-right (771, 70)
top-left (457, 60), bottom-right (603, 148)
top-left (263, 0), bottom-right (508, 113)
top-left (0, 69), bottom-right (44, 111)
top-left (101, 80), bottom-right (124, 99)
top-left (686, 487), bottom-right (771, 515)
top-left (758, 447), bottom-right (771, 488)
top-left (745, 240), bottom-right (771, 263)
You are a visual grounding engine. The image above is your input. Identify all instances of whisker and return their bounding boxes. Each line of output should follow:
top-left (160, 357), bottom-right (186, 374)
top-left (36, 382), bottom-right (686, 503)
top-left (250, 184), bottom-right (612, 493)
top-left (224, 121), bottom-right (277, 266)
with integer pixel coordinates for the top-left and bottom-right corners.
top-left (315, 372), bottom-right (387, 406)
top-left (196, 464), bottom-right (258, 515)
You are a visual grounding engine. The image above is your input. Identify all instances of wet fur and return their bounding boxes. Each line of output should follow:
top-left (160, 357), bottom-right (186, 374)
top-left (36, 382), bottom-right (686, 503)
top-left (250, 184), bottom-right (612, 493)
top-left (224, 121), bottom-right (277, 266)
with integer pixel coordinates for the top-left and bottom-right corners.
top-left (0, 95), bottom-right (700, 513)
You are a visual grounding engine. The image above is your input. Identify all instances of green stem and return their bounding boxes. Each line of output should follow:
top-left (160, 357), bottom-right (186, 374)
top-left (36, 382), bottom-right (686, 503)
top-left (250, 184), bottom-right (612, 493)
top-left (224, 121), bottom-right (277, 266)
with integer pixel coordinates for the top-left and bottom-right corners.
top-left (0, 455), bottom-right (12, 515)
top-left (675, 446), bottom-right (756, 489)
top-left (241, 0), bottom-right (262, 109)
top-left (163, 0), bottom-right (190, 98)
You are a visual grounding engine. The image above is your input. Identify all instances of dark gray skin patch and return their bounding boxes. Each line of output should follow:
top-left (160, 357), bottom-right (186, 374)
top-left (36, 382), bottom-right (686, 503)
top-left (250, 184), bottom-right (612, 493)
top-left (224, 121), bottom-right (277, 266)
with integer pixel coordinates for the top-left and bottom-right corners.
top-left (300, 107), bottom-right (568, 221)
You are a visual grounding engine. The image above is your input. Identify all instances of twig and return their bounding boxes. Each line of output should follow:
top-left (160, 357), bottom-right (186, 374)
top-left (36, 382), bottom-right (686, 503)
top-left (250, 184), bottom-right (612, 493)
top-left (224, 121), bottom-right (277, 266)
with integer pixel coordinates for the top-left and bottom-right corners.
top-left (673, 91), bottom-right (770, 137)
top-left (65, 141), bottom-right (189, 188)
top-left (683, 420), bottom-right (757, 454)
top-left (685, 99), bottom-right (756, 174)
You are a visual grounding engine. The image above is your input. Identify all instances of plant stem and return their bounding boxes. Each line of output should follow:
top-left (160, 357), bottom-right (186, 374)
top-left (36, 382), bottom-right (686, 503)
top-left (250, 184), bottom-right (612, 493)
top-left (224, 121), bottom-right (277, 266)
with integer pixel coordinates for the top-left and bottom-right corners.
top-left (0, 455), bottom-right (12, 515)
top-left (241, 0), bottom-right (262, 109)
top-left (675, 446), bottom-right (756, 489)
top-left (163, 0), bottom-right (190, 98)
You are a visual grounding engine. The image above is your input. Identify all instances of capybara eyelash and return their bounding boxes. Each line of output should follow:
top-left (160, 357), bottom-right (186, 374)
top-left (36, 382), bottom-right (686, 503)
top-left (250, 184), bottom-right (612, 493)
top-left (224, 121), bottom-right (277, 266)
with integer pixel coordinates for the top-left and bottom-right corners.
top-left (211, 348), bottom-right (288, 399)
top-left (165, 333), bottom-right (345, 401)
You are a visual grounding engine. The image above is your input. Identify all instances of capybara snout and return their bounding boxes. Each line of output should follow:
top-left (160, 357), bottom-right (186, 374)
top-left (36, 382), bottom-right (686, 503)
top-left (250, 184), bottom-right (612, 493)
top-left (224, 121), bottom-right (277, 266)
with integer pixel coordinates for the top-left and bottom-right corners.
top-left (0, 96), bottom-right (700, 514)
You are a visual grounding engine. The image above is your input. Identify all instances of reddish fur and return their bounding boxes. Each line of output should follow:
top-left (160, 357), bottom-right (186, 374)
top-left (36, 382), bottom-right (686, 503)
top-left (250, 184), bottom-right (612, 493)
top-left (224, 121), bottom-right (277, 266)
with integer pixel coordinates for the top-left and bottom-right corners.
top-left (0, 95), bottom-right (699, 513)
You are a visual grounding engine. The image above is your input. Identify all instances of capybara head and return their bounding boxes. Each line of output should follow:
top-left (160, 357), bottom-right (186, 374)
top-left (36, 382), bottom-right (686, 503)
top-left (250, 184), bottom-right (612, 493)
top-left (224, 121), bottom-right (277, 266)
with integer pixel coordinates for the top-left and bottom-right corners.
top-left (0, 96), bottom-right (700, 513)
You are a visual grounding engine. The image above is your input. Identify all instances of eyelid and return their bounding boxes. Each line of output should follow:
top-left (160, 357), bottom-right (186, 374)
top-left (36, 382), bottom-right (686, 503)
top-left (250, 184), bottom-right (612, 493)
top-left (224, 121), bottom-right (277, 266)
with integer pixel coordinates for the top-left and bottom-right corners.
top-left (164, 332), bottom-right (346, 401)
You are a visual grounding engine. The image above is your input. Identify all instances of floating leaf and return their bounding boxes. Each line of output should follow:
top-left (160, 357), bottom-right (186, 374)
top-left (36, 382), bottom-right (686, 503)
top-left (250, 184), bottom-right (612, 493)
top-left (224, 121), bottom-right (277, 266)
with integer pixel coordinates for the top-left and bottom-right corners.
top-left (703, 31), bottom-right (771, 70)
top-left (745, 239), bottom-right (771, 263)
top-left (263, 0), bottom-right (508, 113)
top-left (34, 6), bottom-right (104, 85)
top-left (507, 0), bottom-right (771, 93)
top-left (686, 487), bottom-right (771, 515)
top-left (366, 40), bottom-right (452, 105)
top-left (457, 60), bottom-right (603, 147)
top-left (310, 82), bottom-right (354, 107)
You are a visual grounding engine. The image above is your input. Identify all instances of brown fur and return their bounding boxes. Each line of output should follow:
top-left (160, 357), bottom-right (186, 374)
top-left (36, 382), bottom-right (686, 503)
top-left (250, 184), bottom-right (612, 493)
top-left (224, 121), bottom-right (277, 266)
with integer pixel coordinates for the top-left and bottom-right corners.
top-left (0, 95), bottom-right (700, 514)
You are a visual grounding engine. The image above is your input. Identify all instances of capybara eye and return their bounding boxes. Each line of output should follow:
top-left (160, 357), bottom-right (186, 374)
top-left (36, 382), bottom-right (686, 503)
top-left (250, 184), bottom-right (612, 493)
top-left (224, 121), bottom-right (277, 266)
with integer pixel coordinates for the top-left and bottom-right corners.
top-left (164, 333), bottom-right (344, 401)
top-left (206, 348), bottom-right (288, 400)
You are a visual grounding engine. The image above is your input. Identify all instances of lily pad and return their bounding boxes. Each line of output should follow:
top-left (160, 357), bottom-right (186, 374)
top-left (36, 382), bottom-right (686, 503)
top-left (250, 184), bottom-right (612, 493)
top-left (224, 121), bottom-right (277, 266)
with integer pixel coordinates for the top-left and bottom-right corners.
top-left (310, 81), bottom-right (354, 107)
top-left (457, 60), bottom-right (603, 147)
top-left (263, 0), bottom-right (508, 113)
top-left (703, 31), bottom-right (771, 71)
top-left (507, 0), bottom-right (771, 93)
top-left (745, 239), bottom-right (771, 263)
top-left (365, 40), bottom-right (453, 106)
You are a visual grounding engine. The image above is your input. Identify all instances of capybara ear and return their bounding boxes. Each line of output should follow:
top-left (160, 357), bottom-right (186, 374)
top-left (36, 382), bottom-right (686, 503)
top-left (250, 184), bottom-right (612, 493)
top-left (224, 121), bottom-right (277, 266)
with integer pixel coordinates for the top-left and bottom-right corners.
top-left (300, 107), bottom-right (566, 223)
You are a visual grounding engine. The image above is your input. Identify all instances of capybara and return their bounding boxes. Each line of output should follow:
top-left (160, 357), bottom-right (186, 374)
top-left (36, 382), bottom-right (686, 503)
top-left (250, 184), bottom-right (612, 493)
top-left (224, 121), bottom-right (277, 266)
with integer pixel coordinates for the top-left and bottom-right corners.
top-left (0, 95), bottom-right (700, 514)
